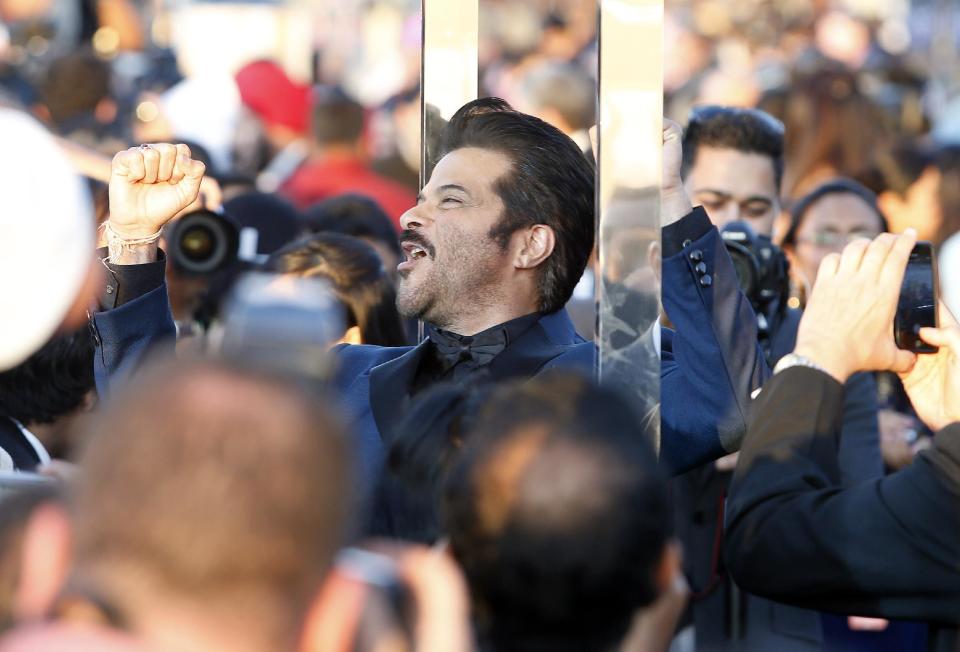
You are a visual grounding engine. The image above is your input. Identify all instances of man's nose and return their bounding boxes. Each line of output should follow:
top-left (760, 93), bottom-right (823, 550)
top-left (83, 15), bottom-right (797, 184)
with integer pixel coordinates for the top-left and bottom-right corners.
top-left (400, 204), bottom-right (426, 231)
top-left (713, 203), bottom-right (741, 228)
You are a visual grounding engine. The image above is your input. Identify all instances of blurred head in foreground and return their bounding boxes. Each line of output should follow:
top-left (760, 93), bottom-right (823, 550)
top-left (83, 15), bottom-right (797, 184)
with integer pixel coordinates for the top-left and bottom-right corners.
top-left (0, 108), bottom-right (98, 371)
top-left (60, 359), bottom-right (350, 652)
top-left (443, 373), bottom-right (676, 652)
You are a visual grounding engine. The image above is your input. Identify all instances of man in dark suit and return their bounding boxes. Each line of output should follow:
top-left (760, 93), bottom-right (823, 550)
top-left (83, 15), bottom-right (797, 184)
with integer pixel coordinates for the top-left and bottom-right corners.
top-left (90, 101), bottom-right (766, 511)
top-left (331, 102), bottom-right (769, 494)
top-left (670, 106), bottom-right (883, 651)
top-left (725, 229), bottom-right (960, 646)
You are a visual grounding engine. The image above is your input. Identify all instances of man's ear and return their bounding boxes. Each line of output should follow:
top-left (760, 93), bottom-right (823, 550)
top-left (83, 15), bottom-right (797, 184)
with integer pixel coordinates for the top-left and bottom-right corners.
top-left (514, 225), bottom-right (556, 270)
top-left (15, 503), bottom-right (72, 622)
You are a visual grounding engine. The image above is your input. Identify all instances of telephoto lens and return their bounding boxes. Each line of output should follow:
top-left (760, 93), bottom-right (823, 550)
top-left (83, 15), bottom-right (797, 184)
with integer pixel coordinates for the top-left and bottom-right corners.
top-left (720, 221), bottom-right (790, 310)
top-left (168, 209), bottom-right (239, 275)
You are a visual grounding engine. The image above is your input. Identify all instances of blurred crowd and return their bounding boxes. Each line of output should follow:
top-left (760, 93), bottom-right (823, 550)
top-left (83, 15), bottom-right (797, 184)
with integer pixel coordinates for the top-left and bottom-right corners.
top-left (1, 0), bottom-right (960, 651)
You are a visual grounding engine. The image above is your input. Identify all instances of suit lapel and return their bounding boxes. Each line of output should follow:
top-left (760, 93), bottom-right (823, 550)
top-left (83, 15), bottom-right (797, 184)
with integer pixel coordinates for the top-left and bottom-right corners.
top-left (488, 310), bottom-right (580, 381)
top-left (369, 339), bottom-right (430, 443)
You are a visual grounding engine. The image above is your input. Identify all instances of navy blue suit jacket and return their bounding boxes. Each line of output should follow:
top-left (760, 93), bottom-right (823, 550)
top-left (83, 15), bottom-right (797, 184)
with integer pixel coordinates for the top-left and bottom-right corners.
top-left (658, 207), bottom-right (769, 473)
top-left (90, 208), bottom-right (765, 489)
top-left (331, 309), bottom-right (594, 498)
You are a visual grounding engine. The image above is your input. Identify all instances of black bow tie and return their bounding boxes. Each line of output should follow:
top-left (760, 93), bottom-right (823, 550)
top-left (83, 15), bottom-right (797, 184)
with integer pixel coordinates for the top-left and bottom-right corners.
top-left (427, 325), bottom-right (509, 377)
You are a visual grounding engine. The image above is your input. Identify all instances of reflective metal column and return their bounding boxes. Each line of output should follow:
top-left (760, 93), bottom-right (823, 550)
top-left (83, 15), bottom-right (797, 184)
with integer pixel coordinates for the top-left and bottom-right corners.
top-left (420, 0), bottom-right (479, 187)
top-left (596, 0), bottom-right (663, 447)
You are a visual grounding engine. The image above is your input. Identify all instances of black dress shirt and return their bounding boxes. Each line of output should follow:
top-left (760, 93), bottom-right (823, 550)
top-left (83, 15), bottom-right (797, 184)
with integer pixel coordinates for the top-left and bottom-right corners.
top-left (410, 312), bottom-right (541, 394)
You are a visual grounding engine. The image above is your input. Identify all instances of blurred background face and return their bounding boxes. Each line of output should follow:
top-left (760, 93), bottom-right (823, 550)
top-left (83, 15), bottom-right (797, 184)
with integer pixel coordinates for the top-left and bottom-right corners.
top-left (788, 193), bottom-right (885, 288)
top-left (684, 145), bottom-right (780, 235)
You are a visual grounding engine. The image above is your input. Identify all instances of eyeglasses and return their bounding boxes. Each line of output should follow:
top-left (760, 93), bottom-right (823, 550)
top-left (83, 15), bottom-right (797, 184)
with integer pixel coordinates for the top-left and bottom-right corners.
top-left (795, 230), bottom-right (879, 249)
top-left (687, 105), bottom-right (786, 137)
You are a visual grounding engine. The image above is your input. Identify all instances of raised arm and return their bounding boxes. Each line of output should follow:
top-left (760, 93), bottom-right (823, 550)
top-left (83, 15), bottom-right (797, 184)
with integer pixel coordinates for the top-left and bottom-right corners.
top-left (658, 120), bottom-right (769, 473)
top-left (91, 144), bottom-right (205, 394)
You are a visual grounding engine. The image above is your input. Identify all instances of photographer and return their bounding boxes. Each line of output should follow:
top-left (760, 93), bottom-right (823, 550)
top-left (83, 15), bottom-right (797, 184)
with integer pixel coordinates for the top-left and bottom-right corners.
top-left (725, 229), bottom-right (960, 646)
top-left (670, 106), bottom-right (883, 650)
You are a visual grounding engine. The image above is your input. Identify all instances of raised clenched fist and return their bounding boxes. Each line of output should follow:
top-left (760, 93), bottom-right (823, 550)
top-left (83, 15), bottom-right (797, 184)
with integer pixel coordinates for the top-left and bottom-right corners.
top-left (108, 143), bottom-right (205, 239)
top-left (662, 119), bottom-right (684, 193)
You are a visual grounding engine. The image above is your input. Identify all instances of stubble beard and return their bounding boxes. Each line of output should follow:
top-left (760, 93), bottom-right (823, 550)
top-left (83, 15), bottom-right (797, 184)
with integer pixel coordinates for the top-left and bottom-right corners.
top-left (396, 241), bottom-right (507, 332)
top-left (396, 271), bottom-right (436, 322)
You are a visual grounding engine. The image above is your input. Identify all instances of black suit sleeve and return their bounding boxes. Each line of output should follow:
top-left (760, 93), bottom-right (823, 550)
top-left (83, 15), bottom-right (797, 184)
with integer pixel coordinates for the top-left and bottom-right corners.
top-left (725, 366), bottom-right (960, 623)
top-left (96, 247), bottom-right (167, 309)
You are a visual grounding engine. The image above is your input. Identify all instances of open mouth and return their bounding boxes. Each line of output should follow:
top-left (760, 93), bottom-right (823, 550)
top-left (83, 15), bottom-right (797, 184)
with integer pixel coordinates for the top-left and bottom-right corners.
top-left (401, 242), bottom-right (429, 261)
top-left (398, 241), bottom-right (432, 273)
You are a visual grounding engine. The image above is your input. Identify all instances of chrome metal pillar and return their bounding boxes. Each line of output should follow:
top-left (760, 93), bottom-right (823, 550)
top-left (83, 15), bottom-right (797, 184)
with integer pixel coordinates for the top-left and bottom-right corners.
top-left (420, 0), bottom-right (479, 187)
top-left (596, 0), bottom-right (663, 447)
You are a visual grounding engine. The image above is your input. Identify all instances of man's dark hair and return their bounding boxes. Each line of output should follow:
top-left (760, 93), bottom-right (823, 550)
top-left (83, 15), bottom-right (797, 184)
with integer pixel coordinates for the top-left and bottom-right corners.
top-left (71, 359), bottom-right (351, 649)
top-left (39, 49), bottom-right (110, 126)
top-left (442, 373), bottom-right (669, 652)
top-left (311, 86), bottom-right (365, 146)
top-left (302, 194), bottom-right (401, 258)
top-left (0, 329), bottom-right (94, 426)
top-left (782, 177), bottom-right (889, 247)
top-left (682, 105), bottom-right (785, 193)
top-left (268, 233), bottom-right (408, 346)
top-left (438, 97), bottom-right (595, 314)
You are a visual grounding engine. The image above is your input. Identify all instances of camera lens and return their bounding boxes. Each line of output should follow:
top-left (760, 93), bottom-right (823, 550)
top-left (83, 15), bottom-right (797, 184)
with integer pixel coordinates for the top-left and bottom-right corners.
top-left (728, 249), bottom-right (757, 297)
top-left (723, 242), bottom-right (758, 299)
top-left (180, 225), bottom-right (216, 262)
top-left (168, 210), bottom-right (239, 275)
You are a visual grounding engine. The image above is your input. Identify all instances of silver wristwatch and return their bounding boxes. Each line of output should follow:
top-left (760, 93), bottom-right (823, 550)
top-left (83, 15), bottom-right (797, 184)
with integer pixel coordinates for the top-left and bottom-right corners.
top-left (773, 353), bottom-right (828, 376)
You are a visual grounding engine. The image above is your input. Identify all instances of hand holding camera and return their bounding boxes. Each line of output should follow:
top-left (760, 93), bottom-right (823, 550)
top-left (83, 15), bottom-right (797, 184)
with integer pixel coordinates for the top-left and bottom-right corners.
top-left (898, 302), bottom-right (960, 432)
top-left (793, 231), bottom-right (918, 384)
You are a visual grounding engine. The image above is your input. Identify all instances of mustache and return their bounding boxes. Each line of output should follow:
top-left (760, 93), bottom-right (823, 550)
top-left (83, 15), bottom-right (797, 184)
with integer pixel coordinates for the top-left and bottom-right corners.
top-left (399, 230), bottom-right (436, 259)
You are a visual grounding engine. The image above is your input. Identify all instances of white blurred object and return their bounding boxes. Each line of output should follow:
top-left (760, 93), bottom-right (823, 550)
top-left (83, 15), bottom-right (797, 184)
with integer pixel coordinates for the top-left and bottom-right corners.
top-left (167, 3), bottom-right (313, 83)
top-left (161, 75), bottom-right (240, 174)
top-left (940, 233), bottom-right (960, 319)
top-left (933, 97), bottom-right (960, 146)
top-left (0, 109), bottom-right (92, 370)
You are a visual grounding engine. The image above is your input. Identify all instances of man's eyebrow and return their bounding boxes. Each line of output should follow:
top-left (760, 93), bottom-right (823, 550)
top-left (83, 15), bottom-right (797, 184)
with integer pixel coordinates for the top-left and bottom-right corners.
top-left (438, 183), bottom-right (471, 195)
top-left (694, 188), bottom-right (732, 199)
top-left (418, 183), bottom-right (472, 203)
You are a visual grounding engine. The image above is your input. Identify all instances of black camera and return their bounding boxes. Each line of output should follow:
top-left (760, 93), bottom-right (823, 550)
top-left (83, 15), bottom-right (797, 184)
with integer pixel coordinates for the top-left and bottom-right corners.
top-left (720, 221), bottom-right (791, 339)
top-left (167, 209), bottom-right (239, 275)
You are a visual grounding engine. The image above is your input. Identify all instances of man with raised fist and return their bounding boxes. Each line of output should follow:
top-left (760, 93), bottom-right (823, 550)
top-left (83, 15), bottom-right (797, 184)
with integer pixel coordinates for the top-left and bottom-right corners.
top-left (90, 143), bottom-right (205, 391)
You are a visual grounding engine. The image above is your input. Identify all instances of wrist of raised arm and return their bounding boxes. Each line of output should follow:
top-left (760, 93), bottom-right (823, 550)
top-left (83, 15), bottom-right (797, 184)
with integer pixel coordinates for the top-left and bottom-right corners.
top-left (104, 220), bottom-right (162, 264)
top-left (661, 187), bottom-right (694, 227)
